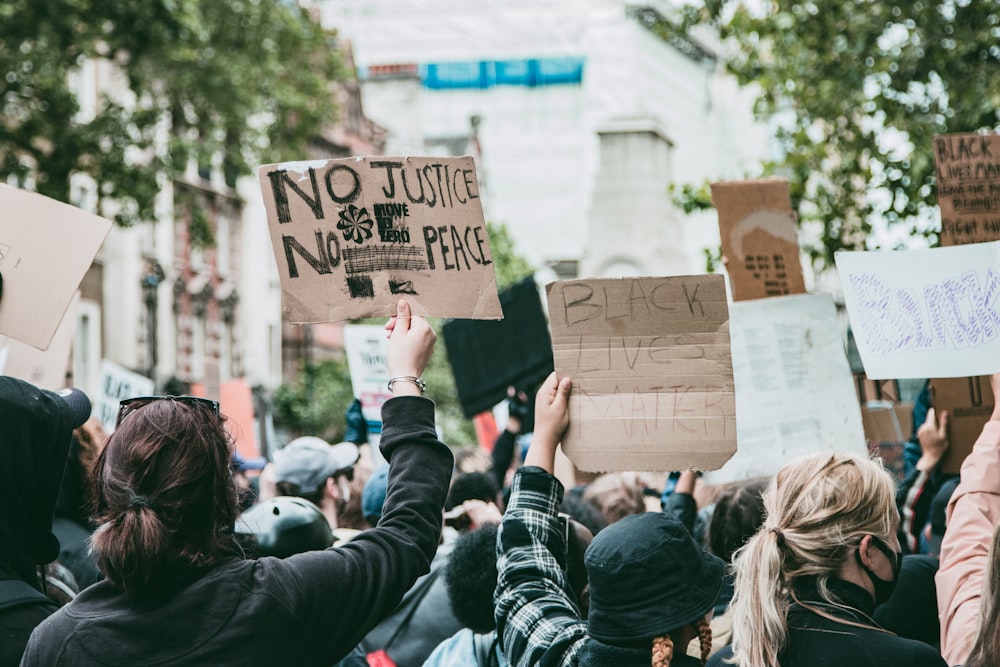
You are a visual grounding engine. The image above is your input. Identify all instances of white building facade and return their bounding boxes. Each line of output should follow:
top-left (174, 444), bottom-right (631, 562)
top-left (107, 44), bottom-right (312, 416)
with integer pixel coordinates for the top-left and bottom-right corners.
top-left (320, 0), bottom-right (771, 278)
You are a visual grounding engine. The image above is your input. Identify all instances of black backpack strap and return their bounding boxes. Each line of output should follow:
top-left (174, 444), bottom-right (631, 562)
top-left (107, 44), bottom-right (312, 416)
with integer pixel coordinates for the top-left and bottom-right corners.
top-left (0, 579), bottom-right (49, 612)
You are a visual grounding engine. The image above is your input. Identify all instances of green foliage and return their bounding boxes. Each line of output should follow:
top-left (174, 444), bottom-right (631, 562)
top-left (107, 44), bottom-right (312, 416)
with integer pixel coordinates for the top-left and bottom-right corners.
top-left (272, 356), bottom-right (355, 444)
top-left (487, 221), bottom-right (535, 290)
top-left (669, 182), bottom-right (715, 215)
top-left (644, 1), bottom-right (1000, 269)
top-left (0, 0), bottom-right (344, 225)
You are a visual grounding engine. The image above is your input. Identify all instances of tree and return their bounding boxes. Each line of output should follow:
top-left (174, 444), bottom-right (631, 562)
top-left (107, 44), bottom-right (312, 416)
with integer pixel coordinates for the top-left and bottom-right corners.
top-left (272, 357), bottom-right (355, 444)
top-left (641, 1), bottom-right (1000, 269)
top-left (0, 0), bottom-right (343, 225)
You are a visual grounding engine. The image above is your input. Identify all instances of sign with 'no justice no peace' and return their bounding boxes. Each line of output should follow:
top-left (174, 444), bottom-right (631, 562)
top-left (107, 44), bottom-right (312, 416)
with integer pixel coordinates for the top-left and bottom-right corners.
top-left (258, 156), bottom-right (503, 322)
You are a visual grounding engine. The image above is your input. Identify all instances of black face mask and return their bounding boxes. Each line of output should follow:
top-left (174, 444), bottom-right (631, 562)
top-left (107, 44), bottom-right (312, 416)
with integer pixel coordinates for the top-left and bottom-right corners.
top-left (855, 536), bottom-right (902, 606)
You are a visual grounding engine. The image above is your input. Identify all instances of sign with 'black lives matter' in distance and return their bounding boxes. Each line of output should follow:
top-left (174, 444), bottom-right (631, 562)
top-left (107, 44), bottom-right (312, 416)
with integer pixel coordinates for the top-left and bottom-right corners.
top-left (258, 156), bottom-right (503, 322)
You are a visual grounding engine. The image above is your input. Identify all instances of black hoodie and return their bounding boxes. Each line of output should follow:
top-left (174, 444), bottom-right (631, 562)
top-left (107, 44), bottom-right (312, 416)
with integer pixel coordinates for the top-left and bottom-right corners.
top-left (0, 376), bottom-right (76, 666)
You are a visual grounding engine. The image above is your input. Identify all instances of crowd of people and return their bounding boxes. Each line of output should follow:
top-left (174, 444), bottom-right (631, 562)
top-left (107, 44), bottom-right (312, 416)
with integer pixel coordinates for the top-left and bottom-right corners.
top-left (4, 291), bottom-right (1000, 667)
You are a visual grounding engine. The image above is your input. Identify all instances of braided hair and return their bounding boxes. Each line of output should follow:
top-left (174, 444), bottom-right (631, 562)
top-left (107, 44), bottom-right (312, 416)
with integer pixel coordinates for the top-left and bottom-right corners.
top-left (651, 617), bottom-right (713, 667)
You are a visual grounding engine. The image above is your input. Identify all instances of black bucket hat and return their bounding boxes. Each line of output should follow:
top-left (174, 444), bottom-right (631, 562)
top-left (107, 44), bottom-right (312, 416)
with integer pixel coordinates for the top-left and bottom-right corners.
top-left (585, 511), bottom-right (724, 643)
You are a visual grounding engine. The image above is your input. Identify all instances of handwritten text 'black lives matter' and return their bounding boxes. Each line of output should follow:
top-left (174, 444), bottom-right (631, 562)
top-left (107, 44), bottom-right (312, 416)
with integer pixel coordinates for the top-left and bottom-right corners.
top-left (551, 278), bottom-right (732, 439)
top-left (849, 269), bottom-right (1000, 356)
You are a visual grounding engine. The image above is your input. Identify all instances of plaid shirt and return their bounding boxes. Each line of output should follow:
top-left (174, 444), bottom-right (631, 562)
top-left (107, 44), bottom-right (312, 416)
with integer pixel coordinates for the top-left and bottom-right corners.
top-left (495, 467), bottom-right (587, 667)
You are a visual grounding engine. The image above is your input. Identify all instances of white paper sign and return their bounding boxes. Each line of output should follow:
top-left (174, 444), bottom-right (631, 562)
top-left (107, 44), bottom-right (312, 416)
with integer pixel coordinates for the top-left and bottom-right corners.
top-left (343, 324), bottom-right (391, 446)
top-left (836, 243), bottom-right (1000, 379)
top-left (703, 293), bottom-right (867, 485)
top-left (96, 359), bottom-right (155, 434)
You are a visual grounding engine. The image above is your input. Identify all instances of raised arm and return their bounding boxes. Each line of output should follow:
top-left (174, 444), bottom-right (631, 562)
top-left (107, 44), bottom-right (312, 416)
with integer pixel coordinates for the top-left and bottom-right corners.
top-left (266, 299), bottom-right (455, 661)
top-left (937, 374), bottom-right (1000, 665)
top-left (495, 372), bottom-right (586, 667)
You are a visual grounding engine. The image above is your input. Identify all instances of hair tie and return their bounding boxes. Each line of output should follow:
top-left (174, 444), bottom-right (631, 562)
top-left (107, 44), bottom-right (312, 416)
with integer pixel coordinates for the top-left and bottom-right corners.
top-left (769, 526), bottom-right (786, 547)
top-left (127, 490), bottom-right (154, 511)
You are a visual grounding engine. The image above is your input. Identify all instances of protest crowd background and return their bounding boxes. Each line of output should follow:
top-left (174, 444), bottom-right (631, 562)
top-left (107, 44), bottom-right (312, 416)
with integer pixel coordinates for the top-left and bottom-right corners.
top-left (5, 2), bottom-right (1000, 666)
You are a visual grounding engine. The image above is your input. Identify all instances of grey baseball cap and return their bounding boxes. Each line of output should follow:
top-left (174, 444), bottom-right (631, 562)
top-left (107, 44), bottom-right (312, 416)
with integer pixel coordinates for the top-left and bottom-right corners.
top-left (273, 436), bottom-right (359, 490)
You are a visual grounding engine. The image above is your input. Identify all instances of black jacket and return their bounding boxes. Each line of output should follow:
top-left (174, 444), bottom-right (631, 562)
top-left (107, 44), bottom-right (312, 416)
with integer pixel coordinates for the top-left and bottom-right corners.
top-left (0, 377), bottom-right (76, 667)
top-left (708, 578), bottom-right (946, 667)
top-left (21, 396), bottom-right (454, 666)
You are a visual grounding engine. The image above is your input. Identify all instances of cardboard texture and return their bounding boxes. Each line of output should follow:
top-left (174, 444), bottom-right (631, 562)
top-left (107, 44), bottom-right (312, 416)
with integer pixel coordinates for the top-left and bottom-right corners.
top-left (711, 179), bottom-right (806, 301)
top-left (546, 275), bottom-right (736, 473)
top-left (860, 401), bottom-right (914, 445)
top-left (443, 276), bottom-right (554, 418)
top-left (930, 376), bottom-right (994, 474)
top-left (258, 156), bottom-right (502, 322)
top-left (934, 133), bottom-right (1000, 246)
top-left (703, 294), bottom-right (867, 485)
top-left (0, 291), bottom-right (79, 390)
top-left (344, 324), bottom-right (391, 446)
top-left (0, 184), bottom-right (112, 349)
top-left (96, 359), bottom-right (155, 434)
top-left (836, 242), bottom-right (1000, 379)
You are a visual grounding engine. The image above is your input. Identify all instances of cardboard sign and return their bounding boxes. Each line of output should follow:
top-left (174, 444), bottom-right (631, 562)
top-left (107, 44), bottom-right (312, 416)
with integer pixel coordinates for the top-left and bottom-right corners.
top-left (0, 184), bottom-right (112, 349)
top-left (192, 379), bottom-right (262, 460)
top-left (711, 179), bottom-right (806, 301)
top-left (860, 401), bottom-right (914, 445)
top-left (96, 359), bottom-right (155, 434)
top-left (443, 276), bottom-right (554, 418)
top-left (344, 324), bottom-right (392, 445)
top-left (0, 291), bottom-right (79, 390)
top-left (703, 294), bottom-right (867, 485)
top-left (935, 133), bottom-right (1000, 246)
top-left (258, 156), bottom-right (502, 322)
top-left (546, 275), bottom-right (736, 473)
top-left (836, 242), bottom-right (1000, 379)
top-left (930, 376), bottom-right (994, 474)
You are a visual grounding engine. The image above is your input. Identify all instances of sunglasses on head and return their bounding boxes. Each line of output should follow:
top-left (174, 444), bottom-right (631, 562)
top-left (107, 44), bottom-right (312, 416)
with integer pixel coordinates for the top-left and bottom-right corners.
top-left (117, 395), bottom-right (220, 427)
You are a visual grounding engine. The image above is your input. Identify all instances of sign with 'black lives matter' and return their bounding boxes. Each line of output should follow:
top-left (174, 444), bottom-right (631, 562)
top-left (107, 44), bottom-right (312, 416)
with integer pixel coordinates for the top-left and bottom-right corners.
top-left (258, 156), bottom-right (503, 322)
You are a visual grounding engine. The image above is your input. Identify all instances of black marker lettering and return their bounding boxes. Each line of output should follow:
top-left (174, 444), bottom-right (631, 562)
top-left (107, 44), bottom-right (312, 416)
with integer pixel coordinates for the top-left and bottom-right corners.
top-left (453, 169), bottom-right (468, 204)
top-left (423, 166), bottom-right (438, 207)
top-left (268, 169), bottom-right (324, 223)
top-left (283, 231), bottom-right (331, 278)
top-left (325, 164), bottom-right (361, 204)
top-left (451, 225), bottom-right (470, 270)
top-left (463, 169), bottom-right (479, 199)
top-left (370, 160), bottom-right (403, 198)
top-left (437, 225), bottom-right (454, 269)
top-left (402, 167), bottom-right (426, 204)
top-left (422, 226), bottom-right (438, 270)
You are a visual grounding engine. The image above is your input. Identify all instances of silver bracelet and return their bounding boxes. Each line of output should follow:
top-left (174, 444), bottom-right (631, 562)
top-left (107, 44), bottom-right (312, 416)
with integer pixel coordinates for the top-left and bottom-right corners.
top-left (387, 376), bottom-right (427, 394)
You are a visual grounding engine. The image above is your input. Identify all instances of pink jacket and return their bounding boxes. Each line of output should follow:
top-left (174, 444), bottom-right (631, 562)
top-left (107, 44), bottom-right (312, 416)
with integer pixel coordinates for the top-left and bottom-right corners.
top-left (936, 420), bottom-right (1000, 665)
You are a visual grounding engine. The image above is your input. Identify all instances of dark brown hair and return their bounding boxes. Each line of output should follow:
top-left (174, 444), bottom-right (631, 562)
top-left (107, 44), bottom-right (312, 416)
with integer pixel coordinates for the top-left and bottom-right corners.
top-left (90, 399), bottom-right (242, 596)
top-left (708, 478), bottom-right (768, 565)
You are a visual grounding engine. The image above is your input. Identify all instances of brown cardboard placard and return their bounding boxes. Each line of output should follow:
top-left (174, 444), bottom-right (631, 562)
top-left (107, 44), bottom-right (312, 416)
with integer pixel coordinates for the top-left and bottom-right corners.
top-left (860, 401), bottom-right (914, 445)
top-left (711, 179), bottom-right (806, 301)
top-left (0, 291), bottom-right (79, 389)
top-left (546, 275), bottom-right (736, 473)
top-left (934, 133), bottom-right (1000, 246)
top-left (930, 376), bottom-right (994, 474)
top-left (0, 184), bottom-right (112, 349)
top-left (258, 156), bottom-right (502, 322)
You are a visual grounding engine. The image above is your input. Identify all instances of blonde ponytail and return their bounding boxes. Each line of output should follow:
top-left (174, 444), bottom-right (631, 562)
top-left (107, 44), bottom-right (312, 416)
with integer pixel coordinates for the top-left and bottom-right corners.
top-left (729, 526), bottom-right (788, 667)
top-left (728, 452), bottom-right (897, 667)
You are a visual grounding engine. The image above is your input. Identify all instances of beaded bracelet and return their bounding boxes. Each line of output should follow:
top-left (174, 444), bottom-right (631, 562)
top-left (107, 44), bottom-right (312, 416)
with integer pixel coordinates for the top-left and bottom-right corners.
top-left (387, 376), bottom-right (427, 394)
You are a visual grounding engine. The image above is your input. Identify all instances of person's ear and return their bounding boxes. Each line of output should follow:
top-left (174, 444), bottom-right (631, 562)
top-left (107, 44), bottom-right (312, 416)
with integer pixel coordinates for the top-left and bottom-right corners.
top-left (857, 534), bottom-right (876, 568)
top-left (325, 476), bottom-right (340, 500)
